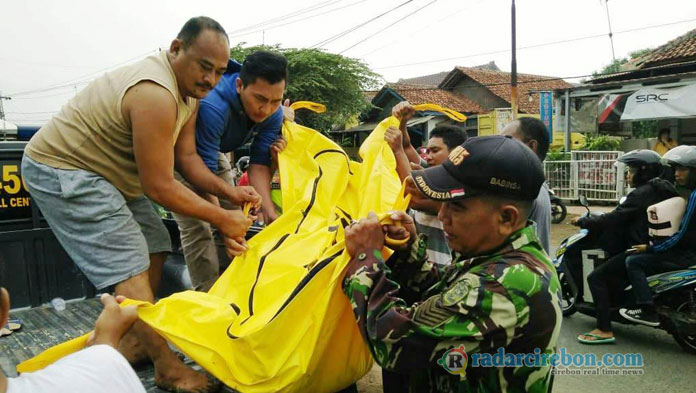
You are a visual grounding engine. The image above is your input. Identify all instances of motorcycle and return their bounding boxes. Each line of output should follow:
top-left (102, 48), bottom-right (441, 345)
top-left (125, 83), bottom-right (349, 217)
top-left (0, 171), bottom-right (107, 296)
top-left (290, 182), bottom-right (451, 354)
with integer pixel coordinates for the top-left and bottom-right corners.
top-left (553, 195), bottom-right (696, 354)
top-left (549, 188), bottom-right (567, 224)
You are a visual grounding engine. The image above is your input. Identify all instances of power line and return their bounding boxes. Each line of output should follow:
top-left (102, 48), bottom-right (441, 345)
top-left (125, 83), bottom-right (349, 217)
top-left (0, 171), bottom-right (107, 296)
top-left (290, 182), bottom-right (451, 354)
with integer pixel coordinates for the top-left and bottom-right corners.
top-left (8, 80), bottom-right (92, 98)
top-left (391, 76), bottom-right (577, 91)
top-left (227, 0), bottom-right (344, 35)
top-left (310, 0), bottom-right (415, 49)
top-left (10, 90), bottom-right (77, 100)
top-left (373, 17), bottom-right (696, 70)
top-left (0, 57), bottom-right (97, 70)
top-left (339, 0), bottom-right (439, 54)
top-left (229, 0), bottom-right (369, 38)
top-left (5, 110), bottom-right (58, 115)
top-left (8, 49), bottom-right (159, 97)
top-left (357, 0), bottom-right (483, 58)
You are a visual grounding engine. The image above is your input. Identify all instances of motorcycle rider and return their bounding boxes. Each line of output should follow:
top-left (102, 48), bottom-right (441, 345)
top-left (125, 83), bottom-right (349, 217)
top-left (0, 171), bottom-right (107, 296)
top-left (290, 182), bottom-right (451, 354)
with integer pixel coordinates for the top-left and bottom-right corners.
top-left (620, 145), bottom-right (696, 326)
top-left (572, 149), bottom-right (676, 343)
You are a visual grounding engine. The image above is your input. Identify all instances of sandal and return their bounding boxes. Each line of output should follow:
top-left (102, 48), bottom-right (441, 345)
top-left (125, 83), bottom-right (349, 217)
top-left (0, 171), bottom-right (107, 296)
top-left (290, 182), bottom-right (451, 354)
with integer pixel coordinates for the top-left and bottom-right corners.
top-left (577, 332), bottom-right (616, 345)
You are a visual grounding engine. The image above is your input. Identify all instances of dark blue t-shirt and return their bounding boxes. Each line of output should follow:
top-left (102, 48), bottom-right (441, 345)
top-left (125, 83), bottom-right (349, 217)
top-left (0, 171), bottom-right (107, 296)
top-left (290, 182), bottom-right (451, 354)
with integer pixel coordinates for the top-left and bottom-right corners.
top-left (195, 61), bottom-right (283, 171)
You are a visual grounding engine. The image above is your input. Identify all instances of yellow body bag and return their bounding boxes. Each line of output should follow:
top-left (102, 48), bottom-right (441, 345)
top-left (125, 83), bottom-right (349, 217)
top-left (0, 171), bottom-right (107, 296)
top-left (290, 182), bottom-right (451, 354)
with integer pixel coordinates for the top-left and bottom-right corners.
top-left (19, 105), bottom-right (465, 392)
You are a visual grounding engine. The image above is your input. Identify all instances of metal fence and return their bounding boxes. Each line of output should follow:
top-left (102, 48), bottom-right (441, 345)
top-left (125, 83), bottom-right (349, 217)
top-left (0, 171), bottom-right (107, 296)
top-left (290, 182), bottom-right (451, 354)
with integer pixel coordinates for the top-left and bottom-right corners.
top-left (544, 151), bottom-right (625, 202)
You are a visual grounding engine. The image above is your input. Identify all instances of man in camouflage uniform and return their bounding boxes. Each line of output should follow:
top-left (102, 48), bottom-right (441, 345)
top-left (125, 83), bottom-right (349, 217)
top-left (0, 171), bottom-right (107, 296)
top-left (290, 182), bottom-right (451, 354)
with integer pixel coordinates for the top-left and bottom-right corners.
top-left (343, 135), bottom-right (562, 393)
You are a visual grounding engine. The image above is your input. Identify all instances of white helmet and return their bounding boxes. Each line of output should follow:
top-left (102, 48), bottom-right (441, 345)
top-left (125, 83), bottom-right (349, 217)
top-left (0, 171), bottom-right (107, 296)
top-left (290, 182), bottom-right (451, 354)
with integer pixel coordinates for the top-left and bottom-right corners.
top-left (661, 145), bottom-right (696, 168)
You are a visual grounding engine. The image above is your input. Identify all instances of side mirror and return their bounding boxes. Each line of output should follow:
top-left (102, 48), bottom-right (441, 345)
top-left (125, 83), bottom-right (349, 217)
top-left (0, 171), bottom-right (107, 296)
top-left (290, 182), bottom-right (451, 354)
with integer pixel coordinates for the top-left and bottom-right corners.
top-left (578, 195), bottom-right (589, 208)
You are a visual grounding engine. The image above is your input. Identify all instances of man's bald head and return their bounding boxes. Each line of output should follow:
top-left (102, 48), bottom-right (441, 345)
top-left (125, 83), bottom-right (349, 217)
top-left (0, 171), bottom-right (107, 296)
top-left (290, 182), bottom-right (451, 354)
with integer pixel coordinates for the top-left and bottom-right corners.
top-left (501, 117), bottom-right (549, 162)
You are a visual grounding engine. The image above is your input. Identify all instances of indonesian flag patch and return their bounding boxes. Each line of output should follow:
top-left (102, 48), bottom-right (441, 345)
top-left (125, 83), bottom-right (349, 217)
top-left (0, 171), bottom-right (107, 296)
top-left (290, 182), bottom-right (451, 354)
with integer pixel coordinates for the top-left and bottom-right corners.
top-left (450, 188), bottom-right (465, 198)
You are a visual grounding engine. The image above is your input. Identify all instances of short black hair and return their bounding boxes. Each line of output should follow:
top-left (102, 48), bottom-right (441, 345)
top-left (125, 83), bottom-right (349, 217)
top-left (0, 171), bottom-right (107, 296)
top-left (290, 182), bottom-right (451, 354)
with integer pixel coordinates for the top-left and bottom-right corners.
top-left (516, 117), bottom-right (550, 161)
top-left (239, 51), bottom-right (288, 86)
top-left (486, 194), bottom-right (534, 222)
top-left (659, 128), bottom-right (671, 137)
top-left (466, 190), bottom-right (534, 222)
top-left (177, 16), bottom-right (228, 48)
top-left (429, 125), bottom-right (467, 151)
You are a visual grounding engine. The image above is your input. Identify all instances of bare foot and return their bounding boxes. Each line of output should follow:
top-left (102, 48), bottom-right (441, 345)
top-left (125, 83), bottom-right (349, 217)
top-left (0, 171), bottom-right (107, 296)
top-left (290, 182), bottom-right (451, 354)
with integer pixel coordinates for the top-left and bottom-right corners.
top-left (154, 351), bottom-right (220, 393)
top-left (118, 328), bottom-right (149, 367)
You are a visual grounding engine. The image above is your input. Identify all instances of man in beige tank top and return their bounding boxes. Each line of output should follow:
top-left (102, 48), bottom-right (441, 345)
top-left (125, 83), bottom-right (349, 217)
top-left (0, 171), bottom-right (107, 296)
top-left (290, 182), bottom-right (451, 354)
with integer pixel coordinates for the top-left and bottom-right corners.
top-left (21, 17), bottom-right (258, 392)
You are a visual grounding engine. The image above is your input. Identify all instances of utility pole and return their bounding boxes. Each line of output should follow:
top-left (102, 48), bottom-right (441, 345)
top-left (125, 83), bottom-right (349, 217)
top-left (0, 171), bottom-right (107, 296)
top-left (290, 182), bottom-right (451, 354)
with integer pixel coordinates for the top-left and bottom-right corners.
top-left (604, 0), bottom-right (616, 62)
top-left (0, 91), bottom-right (11, 141)
top-left (510, 0), bottom-right (518, 119)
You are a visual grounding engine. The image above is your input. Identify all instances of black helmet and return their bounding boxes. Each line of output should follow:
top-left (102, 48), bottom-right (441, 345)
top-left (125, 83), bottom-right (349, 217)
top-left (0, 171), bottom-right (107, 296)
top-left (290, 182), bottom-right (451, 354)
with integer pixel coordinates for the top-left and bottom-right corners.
top-left (661, 145), bottom-right (696, 168)
top-left (236, 156), bottom-right (250, 173)
top-left (617, 149), bottom-right (662, 186)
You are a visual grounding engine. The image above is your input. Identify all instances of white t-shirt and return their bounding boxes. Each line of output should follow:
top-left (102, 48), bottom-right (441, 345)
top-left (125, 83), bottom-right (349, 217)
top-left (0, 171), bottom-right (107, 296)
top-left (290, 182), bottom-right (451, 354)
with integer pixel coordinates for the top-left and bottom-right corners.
top-left (7, 345), bottom-right (145, 393)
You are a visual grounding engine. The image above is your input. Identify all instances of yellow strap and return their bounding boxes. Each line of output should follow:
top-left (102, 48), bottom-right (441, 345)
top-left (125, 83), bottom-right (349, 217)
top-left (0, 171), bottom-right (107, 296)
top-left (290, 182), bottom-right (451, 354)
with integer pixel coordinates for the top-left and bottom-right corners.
top-left (243, 202), bottom-right (253, 218)
top-left (381, 180), bottom-right (412, 247)
top-left (289, 101), bottom-right (326, 113)
top-left (17, 333), bottom-right (90, 373)
top-left (411, 103), bottom-right (467, 122)
top-left (16, 298), bottom-right (152, 373)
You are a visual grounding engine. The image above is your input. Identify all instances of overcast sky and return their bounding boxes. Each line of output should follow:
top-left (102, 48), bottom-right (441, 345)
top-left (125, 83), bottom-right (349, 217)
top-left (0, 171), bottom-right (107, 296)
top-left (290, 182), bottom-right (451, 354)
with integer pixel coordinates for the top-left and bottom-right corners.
top-left (1, 0), bottom-right (695, 125)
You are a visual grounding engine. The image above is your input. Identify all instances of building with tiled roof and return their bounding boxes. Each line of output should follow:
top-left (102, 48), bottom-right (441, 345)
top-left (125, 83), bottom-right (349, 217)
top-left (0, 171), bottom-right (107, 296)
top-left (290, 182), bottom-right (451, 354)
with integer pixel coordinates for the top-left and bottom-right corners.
top-left (439, 67), bottom-right (573, 113)
top-left (552, 27), bottom-right (696, 149)
top-left (635, 28), bottom-right (696, 69)
top-left (397, 61), bottom-right (503, 87)
top-left (385, 83), bottom-right (483, 114)
top-left (335, 64), bottom-right (569, 149)
top-left (591, 28), bottom-right (696, 84)
top-left (397, 71), bottom-right (451, 87)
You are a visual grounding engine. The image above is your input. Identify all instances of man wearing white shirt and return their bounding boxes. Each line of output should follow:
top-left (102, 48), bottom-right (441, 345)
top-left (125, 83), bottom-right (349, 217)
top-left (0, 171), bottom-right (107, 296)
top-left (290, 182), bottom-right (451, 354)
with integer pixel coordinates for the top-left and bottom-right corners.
top-left (0, 288), bottom-right (146, 393)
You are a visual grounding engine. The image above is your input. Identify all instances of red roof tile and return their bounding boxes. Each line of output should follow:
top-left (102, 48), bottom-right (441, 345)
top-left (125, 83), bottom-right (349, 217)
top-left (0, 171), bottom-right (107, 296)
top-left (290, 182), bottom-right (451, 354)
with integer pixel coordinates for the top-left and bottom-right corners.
top-left (386, 83), bottom-right (483, 114)
top-left (440, 67), bottom-right (572, 113)
top-left (397, 71), bottom-right (451, 87)
top-left (637, 28), bottom-right (696, 69)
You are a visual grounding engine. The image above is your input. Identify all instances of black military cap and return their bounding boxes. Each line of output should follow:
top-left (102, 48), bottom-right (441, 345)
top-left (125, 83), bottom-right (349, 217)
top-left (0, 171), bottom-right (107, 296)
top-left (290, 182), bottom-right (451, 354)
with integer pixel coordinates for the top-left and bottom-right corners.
top-left (411, 135), bottom-right (544, 201)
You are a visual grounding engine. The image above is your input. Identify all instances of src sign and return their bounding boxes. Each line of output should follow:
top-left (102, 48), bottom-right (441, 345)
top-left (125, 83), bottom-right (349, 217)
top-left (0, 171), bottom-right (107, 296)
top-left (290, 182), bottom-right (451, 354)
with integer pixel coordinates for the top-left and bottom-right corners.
top-left (635, 93), bottom-right (668, 103)
top-left (0, 160), bottom-right (32, 222)
top-left (621, 83), bottom-right (696, 121)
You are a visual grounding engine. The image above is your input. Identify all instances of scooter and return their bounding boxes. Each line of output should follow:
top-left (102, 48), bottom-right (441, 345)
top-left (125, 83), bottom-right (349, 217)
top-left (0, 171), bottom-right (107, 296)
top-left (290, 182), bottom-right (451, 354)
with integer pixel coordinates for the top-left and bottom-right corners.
top-left (553, 195), bottom-right (696, 354)
top-left (549, 188), bottom-right (567, 224)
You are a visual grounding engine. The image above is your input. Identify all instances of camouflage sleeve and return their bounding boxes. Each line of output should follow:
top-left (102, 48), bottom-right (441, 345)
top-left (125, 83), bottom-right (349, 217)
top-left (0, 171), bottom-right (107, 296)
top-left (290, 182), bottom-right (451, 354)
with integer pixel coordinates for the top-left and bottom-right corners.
top-left (387, 233), bottom-right (443, 298)
top-left (343, 251), bottom-right (520, 372)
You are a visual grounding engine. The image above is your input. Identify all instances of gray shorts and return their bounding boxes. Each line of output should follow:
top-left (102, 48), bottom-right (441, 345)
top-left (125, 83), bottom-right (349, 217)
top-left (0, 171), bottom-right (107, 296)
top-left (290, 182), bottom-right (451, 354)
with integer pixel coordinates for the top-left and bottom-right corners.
top-left (21, 156), bottom-right (172, 289)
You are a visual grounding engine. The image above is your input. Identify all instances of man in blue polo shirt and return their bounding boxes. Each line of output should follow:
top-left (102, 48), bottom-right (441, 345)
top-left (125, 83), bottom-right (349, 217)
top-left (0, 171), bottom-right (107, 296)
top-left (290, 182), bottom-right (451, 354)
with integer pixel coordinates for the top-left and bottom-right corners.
top-left (172, 50), bottom-right (290, 291)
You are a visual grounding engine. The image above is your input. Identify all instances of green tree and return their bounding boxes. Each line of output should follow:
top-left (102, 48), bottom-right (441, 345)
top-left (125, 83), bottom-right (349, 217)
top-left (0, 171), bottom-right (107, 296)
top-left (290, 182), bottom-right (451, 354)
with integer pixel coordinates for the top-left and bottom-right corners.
top-left (229, 44), bottom-right (380, 132)
top-left (592, 48), bottom-right (653, 77)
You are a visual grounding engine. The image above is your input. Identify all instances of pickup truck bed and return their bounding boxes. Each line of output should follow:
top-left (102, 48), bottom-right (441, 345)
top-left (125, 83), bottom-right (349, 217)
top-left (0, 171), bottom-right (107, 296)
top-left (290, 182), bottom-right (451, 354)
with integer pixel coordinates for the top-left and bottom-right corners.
top-left (0, 297), bottom-right (239, 392)
top-left (0, 141), bottom-right (256, 392)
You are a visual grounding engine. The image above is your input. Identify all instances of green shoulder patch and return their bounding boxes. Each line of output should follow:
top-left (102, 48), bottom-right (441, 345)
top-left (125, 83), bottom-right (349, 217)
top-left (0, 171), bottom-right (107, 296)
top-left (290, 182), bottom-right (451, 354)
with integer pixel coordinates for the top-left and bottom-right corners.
top-left (442, 278), bottom-right (474, 306)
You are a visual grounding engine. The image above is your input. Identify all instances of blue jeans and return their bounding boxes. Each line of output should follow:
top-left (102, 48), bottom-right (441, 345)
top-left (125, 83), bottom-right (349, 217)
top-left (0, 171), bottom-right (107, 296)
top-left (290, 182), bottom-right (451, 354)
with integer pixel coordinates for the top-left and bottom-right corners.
top-left (625, 249), bottom-right (692, 305)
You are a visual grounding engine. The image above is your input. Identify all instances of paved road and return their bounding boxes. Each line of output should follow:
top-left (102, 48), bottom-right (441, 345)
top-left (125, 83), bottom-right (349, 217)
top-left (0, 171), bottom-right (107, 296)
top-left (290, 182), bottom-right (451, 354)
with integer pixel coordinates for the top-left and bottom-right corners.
top-left (357, 206), bottom-right (696, 392)
top-left (555, 312), bottom-right (696, 392)
top-left (553, 207), bottom-right (696, 392)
